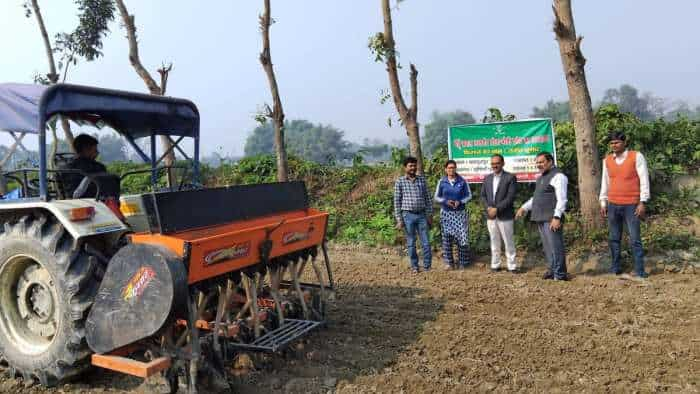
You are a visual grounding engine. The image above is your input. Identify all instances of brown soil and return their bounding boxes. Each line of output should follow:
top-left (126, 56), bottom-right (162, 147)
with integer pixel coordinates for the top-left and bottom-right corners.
top-left (1, 244), bottom-right (698, 393)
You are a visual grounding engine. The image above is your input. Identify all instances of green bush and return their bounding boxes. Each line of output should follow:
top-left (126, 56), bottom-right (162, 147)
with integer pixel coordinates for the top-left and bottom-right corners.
top-left (102, 106), bottom-right (698, 254)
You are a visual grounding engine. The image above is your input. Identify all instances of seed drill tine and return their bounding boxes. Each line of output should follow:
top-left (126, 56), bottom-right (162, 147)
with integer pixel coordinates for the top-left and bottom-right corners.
top-left (236, 275), bottom-right (252, 320)
top-left (296, 253), bottom-right (308, 278)
top-left (212, 284), bottom-right (227, 368)
top-left (269, 265), bottom-right (285, 327)
top-left (187, 290), bottom-right (200, 394)
top-left (224, 279), bottom-right (235, 324)
top-left (252, 272), bottom-right (263, 338)
top-left (290, 255), bottom-right (310, 320)
top-left (310, 256), bottom-right (326, 319)
top-left (322, 241), bottom-right (335, 290)
top-left (197, 291), bottom-right (215, 320)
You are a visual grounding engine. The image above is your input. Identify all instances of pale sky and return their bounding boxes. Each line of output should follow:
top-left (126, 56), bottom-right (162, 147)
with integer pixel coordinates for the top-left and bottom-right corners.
top-left (2, 1), bottom-right (699, 156)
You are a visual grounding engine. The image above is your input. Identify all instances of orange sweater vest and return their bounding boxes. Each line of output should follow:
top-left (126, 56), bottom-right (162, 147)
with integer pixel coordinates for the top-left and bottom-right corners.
top-left (605, 151), bottom-right (640, 205)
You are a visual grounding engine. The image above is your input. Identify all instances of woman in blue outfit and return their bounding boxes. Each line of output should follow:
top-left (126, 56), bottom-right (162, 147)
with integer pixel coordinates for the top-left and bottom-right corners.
top-left (434, 160), bottom-right (472, 270)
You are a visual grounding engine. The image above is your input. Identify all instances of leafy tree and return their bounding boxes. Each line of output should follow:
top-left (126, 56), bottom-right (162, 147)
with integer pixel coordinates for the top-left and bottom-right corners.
top-left (244, 120), bottom-right (352, 164)
top-left (531, 99), bottom-right (570, 122)
top-left (665, 101), bottom-right (700, 121)
top-left (481, 108), bottom-right (515, 123)
top-left (422, 110), bottom-right (475, 156)
top-left (601, 84), bottom-right (664, 121)
top-left (356, 138), bottom-right (391, 162)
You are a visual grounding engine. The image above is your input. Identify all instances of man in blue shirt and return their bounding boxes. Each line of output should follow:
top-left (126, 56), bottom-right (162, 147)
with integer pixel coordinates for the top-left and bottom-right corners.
top-left (394, 157), bottom-right (433, 274)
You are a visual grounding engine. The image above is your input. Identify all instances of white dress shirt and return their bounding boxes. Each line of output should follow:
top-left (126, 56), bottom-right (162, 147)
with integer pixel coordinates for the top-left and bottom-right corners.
top-left (599, 150), bottom-right (650, 207)
top-left (521, 172), bottom-right (568, 218)
top-left (492, 173), bottom-right (501, 199)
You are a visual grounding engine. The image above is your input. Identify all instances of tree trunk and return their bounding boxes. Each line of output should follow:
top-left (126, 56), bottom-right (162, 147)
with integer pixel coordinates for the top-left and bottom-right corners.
top-left (380, 0), bottom-right (424, 174)
top-left (259, 0), bottom-right (289, 182)
top-left (115, 0), bottom-right (176, 187)
top-left (29, 0), bottom-right (76, 152)
top-left (552, 0), bottom-right (602, 229)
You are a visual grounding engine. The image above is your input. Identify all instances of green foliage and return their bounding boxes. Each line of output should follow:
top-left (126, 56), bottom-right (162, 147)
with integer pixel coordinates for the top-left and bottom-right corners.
top-left (54, 0), bottom-right (116, 65)
top-left (665, 102), bottom-right (700, 121)
top-left (368, 32), bottom-right (395, 63)
top-left (600, 84), bottom-right (664, 121)
top-left (531, 99), bottom-right (570, 123)
top-left (390, 146), bottom-right (408, 168)
top-left (482, 108), bottom-right (516, 123)
top-left (244, 119), bottom-right (353, 164)
top-left (592, 104), bottom-right (699, 187)
top-left (98, 103), bottom-right (699, 255)
top-left (422, 110), bottom-right (475, 156)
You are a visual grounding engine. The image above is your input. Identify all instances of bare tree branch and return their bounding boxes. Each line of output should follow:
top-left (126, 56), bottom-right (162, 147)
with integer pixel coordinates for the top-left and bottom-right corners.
top-left (114, 0), bottom-right (161, 95)
top-left (259, 0), bottom-right (289, 182)
top-left (115, 0), bottom-right (176, 187)
top-left (29, 0), bottom-right (58, 83)
top-left (378, 0), bottom-right (424, 173)
top-left (28, 0), bottom-right (75, 152)
top-left (158, 62), bottom-right (173, 95)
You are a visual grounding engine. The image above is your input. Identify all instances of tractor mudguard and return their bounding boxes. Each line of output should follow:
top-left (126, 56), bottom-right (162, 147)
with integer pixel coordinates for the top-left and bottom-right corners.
top-left (86, 243), bottom-right (187, 354)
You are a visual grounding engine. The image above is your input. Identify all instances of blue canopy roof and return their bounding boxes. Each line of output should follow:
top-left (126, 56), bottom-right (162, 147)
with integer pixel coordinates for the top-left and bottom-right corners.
top-left (0, 83), bottom-right (199, 139)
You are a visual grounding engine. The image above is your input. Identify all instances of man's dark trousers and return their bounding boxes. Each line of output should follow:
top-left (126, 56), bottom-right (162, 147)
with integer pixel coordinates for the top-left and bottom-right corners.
top-left (537, 222), bottom-right (567, 279)
top-left (608, 203), bottom-right (645, 275)
top-left (402, 211), bottom-right (432, 270)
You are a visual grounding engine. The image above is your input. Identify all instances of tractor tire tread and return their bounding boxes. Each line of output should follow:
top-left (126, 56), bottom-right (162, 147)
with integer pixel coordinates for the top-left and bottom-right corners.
top-left (0, 213), bottom-right (101, 386)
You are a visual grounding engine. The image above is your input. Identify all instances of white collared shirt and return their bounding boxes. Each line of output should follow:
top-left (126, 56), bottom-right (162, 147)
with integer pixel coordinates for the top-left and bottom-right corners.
top-left (492, 172), bottom-right (502, 199)
top-left (599, 150), bottom-right (650, 207)
top-left (520, 172), bottom-right (568, 218)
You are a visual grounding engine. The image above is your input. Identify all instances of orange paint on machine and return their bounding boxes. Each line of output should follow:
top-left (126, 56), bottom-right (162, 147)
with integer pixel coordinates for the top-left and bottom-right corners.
top-left (130, 208), bottom-right (329, 284)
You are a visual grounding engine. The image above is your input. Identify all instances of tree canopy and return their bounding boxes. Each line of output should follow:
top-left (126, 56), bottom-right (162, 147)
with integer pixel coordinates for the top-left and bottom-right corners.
top-left (600, 84), bottom-right (664, 121)
top-left (422, 110), bottom-right (475, 156)
top-left (531, 99), bottom-right (570, 123)
top-left (244, 120), bottom-right (353, 164)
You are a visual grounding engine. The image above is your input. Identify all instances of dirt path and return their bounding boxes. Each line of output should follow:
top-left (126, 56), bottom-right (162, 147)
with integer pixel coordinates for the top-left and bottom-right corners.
top-left (2, 244), bottom-right (698, 393)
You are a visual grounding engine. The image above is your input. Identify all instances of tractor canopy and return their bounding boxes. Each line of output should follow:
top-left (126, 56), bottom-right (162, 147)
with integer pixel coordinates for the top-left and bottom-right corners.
top-left (0, 83), bottom-right (200, 200)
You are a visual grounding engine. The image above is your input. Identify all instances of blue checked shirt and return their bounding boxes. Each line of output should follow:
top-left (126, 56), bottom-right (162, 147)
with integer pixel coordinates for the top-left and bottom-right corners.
top-left (394, 175), bottom-right (433, 224)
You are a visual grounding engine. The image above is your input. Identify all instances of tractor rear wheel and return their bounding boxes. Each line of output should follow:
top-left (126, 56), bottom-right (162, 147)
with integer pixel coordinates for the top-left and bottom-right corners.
top-left (0, 213), bottom-right (100, 386)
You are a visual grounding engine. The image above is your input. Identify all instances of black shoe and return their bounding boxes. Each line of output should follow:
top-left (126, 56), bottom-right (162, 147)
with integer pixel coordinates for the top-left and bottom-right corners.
top-left (542, 271), bottom-right (554, 280)
top-left (508, 268), bottom-right (520, 274)
top-left (490, 267), bottom-right (502, 273)
top-left (610, 269), bottom-right (622, 275)
top-left (553, 275), bottom-right (570, 281)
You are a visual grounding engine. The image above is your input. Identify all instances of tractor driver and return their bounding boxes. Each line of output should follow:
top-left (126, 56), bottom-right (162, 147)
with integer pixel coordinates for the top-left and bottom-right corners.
top-left (65, 134), bottom-right (120, 199)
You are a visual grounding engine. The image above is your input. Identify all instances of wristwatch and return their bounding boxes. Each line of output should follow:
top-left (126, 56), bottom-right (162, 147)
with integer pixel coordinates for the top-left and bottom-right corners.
top-left (553, 215), bottom-right (561, 220)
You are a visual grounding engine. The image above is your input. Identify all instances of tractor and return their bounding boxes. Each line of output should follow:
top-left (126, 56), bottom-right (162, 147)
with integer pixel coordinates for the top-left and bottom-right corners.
top-left (0, 83), bottom-right (333, 392)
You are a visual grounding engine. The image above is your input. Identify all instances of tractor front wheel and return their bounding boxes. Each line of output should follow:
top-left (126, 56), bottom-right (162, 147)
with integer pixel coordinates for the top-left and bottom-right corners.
top-left (0, 213), bottom-right (100, 386)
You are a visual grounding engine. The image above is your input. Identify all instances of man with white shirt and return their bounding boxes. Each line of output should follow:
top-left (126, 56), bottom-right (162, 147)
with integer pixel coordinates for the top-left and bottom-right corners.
top-left (516, 152), bottom-right (569, 280)
top-left (480, 154), bottom-right (518, 273)
top-left (599, 131), bottom-right (650, 278)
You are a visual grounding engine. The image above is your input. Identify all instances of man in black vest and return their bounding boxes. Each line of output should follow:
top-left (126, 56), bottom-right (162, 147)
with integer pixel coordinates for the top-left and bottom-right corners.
top-left (515, 152), bottom-right (569, 280)
top-left (480, 154), bottom-right (518, 273)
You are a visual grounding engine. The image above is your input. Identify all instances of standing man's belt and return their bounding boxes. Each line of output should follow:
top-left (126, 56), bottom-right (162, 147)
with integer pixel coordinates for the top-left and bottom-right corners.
top-left (402, 209), bottom-right (425, 214)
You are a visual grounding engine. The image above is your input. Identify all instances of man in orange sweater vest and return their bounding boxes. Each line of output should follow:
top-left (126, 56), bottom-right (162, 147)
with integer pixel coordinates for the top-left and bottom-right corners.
top-left (599, 131), bottom-right (650, 278)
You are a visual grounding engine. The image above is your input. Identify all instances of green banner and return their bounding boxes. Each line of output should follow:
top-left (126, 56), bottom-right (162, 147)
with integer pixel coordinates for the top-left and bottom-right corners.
top-left (448, 119), bottom-right (556, 182)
